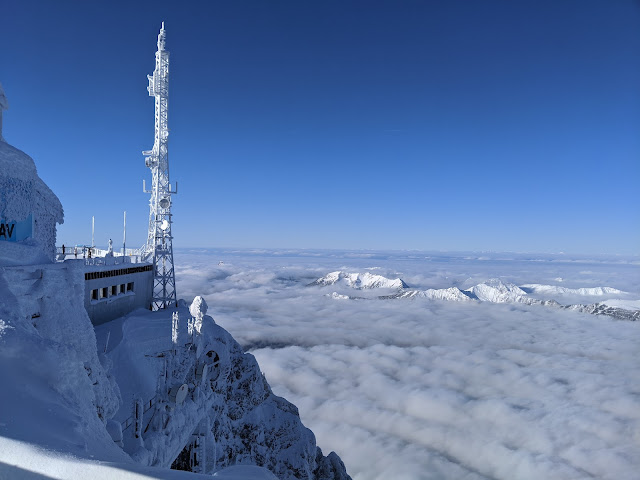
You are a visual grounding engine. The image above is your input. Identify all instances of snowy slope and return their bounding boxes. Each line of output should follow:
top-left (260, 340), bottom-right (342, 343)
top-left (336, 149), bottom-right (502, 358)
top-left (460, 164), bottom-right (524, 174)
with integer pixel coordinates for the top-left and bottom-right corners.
top-left (97, 303), bottom-right (349, 479)
top-left (309, 271), bottom-right (407, 289)
top-left (521, 284), bottom-right (626, 296)
top-left (0, 437), bottom-right (278, 480)
top-left (467, 279), bottom-right (529, 303)
top-left (383, 286), bottom-right (472, 301)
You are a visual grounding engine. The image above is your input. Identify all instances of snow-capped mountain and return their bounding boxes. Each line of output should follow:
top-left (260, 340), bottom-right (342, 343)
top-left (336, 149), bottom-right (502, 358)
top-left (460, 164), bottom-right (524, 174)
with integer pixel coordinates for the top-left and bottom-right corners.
top-left (466, 279), bottom-right (529, 303)
top-left (309, 271), bottom-right (407, 289)
top-left (383, 286), bottom-right (472, 301)
top-left (376, 277), bottom-right (638, 321)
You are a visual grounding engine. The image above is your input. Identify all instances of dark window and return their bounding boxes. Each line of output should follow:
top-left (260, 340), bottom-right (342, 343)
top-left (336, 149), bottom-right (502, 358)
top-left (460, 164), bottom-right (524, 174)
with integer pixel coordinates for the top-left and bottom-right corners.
top-left (111, 285), bottom-right (117, 296)
top-left (91, 289), bottom-right (98, 300)
top-left (101, 287), bottom-right (108, 298)
top-left (127, 282), bottom-right (134, 292)
top-left (120, 284), bottom-right (126, 294)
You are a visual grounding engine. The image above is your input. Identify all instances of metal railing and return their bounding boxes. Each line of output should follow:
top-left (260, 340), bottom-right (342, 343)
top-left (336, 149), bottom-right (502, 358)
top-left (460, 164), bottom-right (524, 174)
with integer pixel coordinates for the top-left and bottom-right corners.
top-left (56, 246), bottom-right (144, 265)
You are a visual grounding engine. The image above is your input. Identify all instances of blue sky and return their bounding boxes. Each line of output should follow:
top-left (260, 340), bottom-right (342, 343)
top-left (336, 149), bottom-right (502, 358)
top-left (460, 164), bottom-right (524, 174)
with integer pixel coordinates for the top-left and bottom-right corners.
top-left (1, 0), bottom-right (639, 254)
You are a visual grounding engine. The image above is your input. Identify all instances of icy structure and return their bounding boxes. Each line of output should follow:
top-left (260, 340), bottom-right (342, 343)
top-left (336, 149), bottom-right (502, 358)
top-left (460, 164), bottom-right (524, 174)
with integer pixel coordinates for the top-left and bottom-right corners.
top-left (0, 137), bottom-right (64, 264)
top-left (101, 301), bottom-right (351, 479)
top-left (309, 271), bottom-right (407, 289)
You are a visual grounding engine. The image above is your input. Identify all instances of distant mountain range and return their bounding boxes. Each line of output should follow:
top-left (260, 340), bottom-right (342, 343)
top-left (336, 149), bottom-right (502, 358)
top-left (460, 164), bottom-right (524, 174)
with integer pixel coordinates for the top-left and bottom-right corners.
top-left (309, 272), bottom-right (639, 322)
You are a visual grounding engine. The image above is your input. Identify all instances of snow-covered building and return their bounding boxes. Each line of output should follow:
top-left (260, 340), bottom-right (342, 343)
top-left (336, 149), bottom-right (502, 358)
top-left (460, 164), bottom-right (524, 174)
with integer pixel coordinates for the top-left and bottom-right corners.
top-left (83, 260), bottom-right (154, 325)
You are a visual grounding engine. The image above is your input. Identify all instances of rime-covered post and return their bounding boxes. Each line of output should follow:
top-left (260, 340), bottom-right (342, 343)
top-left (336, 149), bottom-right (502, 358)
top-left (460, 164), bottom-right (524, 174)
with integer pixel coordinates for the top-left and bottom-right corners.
top-left (133, 396), bottom-right (143, 444)
top-left (0, 82), bottom-right (8, 143)
top-left (142, 22), bottom-right (178, 310)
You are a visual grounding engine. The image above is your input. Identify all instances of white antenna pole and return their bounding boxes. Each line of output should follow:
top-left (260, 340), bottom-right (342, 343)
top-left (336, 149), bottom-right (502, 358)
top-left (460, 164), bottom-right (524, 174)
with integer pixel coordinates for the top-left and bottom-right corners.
top-left (123, 211), bottom-right (127, 256)
top-left (91, 216), bottom-right (95, 248)
top-left (142, 22), bottom-right (177, 310)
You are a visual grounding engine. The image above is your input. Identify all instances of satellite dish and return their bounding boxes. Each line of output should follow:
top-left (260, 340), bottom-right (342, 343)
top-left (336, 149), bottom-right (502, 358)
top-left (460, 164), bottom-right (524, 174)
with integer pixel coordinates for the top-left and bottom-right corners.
top-left (168, 384), bottom-right (189, 405)
top-left (159, 196), bottom-right (170, 209)
top-left (160, 219), bottom-right (170, 231)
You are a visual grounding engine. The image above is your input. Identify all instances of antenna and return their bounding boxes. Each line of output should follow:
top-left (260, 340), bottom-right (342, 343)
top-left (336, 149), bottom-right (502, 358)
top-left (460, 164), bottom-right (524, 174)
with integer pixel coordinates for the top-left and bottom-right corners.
top-left (142, 22), bottom-right (177, 310)
top-left (91, 216), bottom-right (95, 248)
top-left (123, 211), bottom-right (127, 256)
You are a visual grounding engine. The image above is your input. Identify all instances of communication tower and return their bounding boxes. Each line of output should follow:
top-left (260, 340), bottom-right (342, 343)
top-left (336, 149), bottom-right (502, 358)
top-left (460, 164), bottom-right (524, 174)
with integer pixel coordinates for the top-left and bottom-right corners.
top-left (142, 22), bottom-right (177, 310)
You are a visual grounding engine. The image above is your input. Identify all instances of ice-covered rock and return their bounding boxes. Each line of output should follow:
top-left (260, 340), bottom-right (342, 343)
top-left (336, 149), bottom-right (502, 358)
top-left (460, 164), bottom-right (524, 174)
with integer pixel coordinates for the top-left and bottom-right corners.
top-left (309, 271), bottom-right (407, 289)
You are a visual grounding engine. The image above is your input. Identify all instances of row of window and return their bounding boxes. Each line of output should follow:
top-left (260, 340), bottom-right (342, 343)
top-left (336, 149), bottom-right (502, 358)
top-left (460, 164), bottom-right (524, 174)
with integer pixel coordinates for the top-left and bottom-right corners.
top-left (85, 265), bottom-right (152, 281)
top-left (90, 282), bottom-right (134, 301)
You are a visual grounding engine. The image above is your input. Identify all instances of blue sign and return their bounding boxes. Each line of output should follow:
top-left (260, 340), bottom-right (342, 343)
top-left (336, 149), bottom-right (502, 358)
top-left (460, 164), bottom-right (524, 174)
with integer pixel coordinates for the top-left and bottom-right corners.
top-left (0, 214), bottom-right (33, 242)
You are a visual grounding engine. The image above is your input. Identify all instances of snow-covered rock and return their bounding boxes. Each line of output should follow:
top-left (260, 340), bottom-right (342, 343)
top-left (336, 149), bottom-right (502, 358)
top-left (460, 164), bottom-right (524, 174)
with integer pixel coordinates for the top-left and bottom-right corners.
top-left (100, 300), bottom-right (352, 480)
top-left (520, 284), bottom-right (626, 296)
top-left (309, 271), bottom-right (407, 289)
top-left (383, 287), bottom-right (472, 301)
top-left (467, 279), bottom-right (528, 303)
top-left (0, 140), bottom-right (64, 264)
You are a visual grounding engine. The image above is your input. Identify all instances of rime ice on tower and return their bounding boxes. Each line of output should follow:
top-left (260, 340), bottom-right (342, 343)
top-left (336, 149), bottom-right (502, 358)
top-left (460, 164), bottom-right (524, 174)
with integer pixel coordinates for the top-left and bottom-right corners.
top-left (141, 23), bottom-right (178, 310)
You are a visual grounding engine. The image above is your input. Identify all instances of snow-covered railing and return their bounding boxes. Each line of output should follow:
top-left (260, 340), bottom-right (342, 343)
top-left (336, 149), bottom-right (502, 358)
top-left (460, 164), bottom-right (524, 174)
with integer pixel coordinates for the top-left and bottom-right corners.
top-left (56, 246), bottom-right (144, 264)
top-left (122, 395), bottom-right (158, 432)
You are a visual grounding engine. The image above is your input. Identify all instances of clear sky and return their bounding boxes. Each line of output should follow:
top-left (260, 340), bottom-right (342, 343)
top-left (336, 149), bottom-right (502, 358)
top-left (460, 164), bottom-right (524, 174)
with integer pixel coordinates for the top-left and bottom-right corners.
top-left (1, 0), bottom-right (639, 255)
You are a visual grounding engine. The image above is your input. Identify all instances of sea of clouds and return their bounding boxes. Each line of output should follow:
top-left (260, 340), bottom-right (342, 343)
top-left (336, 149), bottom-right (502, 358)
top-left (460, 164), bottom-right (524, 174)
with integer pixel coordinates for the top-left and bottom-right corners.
top-left (175, 249), bottom-right (640, 480)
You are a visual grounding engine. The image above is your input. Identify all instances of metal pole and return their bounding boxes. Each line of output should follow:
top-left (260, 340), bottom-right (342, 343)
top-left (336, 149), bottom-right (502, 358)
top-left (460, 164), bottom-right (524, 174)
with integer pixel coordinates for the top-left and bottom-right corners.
top-left (91, 216), bottom-right (95, 248)
top-left (123, 211), bottom-right (127, 256)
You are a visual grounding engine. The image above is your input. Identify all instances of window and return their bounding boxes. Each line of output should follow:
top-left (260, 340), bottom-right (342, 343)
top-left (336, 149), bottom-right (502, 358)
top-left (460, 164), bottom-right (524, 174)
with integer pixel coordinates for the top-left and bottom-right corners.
top-left (91, 289), bottom-right (98, 300)
top-left (120, 284), bottom-right (126, 294)
top-left (127, 282), bottom-right (134, 292)
top-left (111, 285), bottom-right (118, 296)
top-left (100, 287), bottom-right (108, 299)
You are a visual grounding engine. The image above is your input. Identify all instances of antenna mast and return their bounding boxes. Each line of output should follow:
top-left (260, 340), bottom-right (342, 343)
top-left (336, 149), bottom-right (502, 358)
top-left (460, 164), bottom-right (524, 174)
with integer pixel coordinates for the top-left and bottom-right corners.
top-left (142, 22), bottom-right (177, 310)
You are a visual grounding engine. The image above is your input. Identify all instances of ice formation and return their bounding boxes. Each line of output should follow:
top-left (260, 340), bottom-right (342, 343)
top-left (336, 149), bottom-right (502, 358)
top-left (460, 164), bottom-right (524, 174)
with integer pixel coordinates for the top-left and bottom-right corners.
top-left (0, 140), bottom-right (64, 264)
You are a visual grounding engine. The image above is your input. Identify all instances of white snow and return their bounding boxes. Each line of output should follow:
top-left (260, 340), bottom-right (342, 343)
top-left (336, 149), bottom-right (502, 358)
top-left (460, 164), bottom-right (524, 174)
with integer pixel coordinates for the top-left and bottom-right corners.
top-left (310, 271), bottom-right (407, 289)
top-left (0, 437), bottom-right (276, 479)
top-left (521, 284), bottom-right (626, 296)
top-left (467, 278), bottom-right (528, 303)
top-left (392, 286), bottom-right (472, 301)
top-left (601, 298), bottom-right (640, 310)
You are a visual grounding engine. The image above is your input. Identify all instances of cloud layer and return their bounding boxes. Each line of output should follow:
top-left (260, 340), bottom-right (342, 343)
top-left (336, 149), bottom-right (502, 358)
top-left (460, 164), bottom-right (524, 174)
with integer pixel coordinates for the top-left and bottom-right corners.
top-left (175, 249), bottom-right (640, 480)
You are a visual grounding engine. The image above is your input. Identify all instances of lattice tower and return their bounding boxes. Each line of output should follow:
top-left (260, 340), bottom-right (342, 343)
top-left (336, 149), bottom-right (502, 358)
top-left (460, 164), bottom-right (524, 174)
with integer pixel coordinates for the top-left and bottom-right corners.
top-left (142, 22), bottom-right (177, 310)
